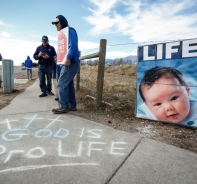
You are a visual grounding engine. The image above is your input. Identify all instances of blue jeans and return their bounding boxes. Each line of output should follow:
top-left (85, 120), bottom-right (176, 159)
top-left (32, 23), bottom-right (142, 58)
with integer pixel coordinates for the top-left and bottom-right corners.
top-left (58, 63), bottom-right (79, 109)
top-left (56, 64), bottom-right (61, 82)
top-left (26, 68), bottom-right (32, 79)
top-left (38, 65), bottom-right (53, 93)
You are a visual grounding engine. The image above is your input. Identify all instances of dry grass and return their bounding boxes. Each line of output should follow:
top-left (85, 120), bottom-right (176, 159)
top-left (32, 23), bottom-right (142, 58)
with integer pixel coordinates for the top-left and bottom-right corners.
top-left (77, 64), bottom-right (137, 118)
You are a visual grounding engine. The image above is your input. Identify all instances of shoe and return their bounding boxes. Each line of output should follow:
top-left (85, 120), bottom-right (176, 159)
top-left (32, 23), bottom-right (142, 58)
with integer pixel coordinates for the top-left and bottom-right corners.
top-left (48, 91), bottom-right (54, 95)
top-left (52, 108), bottom-right (69, 114)
top-left (69, 107), bottom-right (77, 111)
top-left (55, 97), bottom-right (59, 101)
top-left (39, 93), bottom-right (47, 97)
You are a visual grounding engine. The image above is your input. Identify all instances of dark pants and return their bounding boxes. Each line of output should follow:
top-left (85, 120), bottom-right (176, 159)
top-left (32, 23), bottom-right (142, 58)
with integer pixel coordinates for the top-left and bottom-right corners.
top-left (38, 65), bottom-right (53, 93)
top-left (52, 61), bottom-right (56, 79)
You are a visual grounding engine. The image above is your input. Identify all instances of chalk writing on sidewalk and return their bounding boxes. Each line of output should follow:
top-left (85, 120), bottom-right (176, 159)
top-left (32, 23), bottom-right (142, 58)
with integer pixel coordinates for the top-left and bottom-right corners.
top-left (0, 114), bottom-right (128, 173)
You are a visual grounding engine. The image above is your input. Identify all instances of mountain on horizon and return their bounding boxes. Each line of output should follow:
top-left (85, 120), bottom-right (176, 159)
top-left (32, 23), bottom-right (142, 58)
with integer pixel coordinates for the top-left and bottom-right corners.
top-left (81, 55), bottom-right (137, 65)
top-left (105, 55), bottom-right (137, 65)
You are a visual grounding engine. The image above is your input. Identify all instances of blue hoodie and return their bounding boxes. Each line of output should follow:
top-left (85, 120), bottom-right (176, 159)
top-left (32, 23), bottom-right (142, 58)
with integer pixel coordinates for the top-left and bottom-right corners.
top-left (56, 15), bottom-right (80, 64)
top-left (25, 56), bottom-right (33, 68)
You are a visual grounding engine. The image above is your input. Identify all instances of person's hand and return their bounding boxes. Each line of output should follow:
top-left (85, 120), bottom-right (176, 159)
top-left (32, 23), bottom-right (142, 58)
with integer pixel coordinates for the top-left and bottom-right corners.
top-left (42, 54), bottom-right (49, 59)
top-left (64, 59), bottom-right (71, 66)
top-left (38, 52), bottom-right (42, 57)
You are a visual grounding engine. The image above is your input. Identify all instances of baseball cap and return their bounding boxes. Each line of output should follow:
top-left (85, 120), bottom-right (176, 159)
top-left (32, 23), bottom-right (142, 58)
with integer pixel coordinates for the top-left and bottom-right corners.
top-left (42, 35), bottom-right (48, 42)
top-left (52, 18), bottom-right (60, 24)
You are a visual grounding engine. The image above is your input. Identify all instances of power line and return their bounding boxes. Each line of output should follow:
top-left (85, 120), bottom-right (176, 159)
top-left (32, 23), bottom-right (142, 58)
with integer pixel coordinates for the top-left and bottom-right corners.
top-left (107, 39), bottom-right (183, 47)
top-left (81, 47), bottom-right (99, 55)
top-left (80, 37), bottom-right (197, 54)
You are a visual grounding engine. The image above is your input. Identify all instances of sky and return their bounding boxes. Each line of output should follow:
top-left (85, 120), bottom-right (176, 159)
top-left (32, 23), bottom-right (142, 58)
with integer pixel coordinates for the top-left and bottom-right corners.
top-left (0, 0), bottom-right (197, 66)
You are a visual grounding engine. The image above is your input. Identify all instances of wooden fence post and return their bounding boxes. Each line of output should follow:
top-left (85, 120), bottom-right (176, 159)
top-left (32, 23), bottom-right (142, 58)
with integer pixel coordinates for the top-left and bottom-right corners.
top-left (96, 39), bottom-right (107, 108)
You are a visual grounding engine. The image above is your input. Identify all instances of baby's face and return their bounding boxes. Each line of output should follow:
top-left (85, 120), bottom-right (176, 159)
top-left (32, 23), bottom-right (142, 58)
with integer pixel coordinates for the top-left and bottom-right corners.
top-left (142, 75), bottom-right (190, 123)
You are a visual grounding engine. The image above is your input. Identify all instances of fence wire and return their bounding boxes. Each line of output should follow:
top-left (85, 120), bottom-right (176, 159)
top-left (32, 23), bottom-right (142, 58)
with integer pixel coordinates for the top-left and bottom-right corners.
top-left (75, 58), bottom-right (137, 111)
top-left (78, 38), bottom-right (138, 110)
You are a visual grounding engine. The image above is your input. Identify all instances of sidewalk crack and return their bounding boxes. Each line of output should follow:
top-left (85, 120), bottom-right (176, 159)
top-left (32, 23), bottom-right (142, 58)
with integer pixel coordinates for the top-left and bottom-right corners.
top-left (105, 137), bottom-right (143, 184)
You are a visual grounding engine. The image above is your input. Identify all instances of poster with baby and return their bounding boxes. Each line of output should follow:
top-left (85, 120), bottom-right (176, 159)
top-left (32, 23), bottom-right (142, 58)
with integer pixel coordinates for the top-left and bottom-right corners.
top-left (136, 38), bottom-right (197, 128)
top-left (56, 27), bottom-right (69, 64)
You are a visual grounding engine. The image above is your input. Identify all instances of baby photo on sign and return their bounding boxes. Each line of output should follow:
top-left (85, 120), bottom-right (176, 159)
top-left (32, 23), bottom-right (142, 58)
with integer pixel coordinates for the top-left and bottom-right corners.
top-left (136, 38), bottom-right (197, 128)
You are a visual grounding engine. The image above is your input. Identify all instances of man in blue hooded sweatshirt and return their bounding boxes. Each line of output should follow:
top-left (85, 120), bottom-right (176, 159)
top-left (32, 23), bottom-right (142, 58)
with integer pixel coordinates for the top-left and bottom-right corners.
top-left (51, 15), bottom-right (80, 114)
top-left (24, 56), bottom-right (33, 80)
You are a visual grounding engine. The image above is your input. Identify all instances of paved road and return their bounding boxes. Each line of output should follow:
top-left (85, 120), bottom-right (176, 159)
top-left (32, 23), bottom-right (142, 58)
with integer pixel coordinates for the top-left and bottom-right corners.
top-left (0, 65), bottom-right (26, 87)
top-left (0, 65), bottom-right (26, 76)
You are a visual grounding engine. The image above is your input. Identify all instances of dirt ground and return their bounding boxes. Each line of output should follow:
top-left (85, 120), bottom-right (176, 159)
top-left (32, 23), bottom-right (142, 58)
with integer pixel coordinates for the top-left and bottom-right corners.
top-left (0, 67), bottom-right (196, 154)
top-left (72, 100), bottom-right (197, 154)
top-left (0, 69), bottom-right (37, 110)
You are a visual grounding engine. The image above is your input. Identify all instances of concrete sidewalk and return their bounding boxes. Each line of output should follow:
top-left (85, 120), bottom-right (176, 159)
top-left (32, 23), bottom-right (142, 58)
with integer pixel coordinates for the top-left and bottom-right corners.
top-left (0, 79), bottom-right (196, 184)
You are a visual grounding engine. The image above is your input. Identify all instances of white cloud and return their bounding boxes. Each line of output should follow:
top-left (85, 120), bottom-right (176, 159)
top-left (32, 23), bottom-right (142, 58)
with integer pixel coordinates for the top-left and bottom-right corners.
top-left (79, 41), bottom-right (99, 50)
top-left (88, 0), bottom-right (118, 16)
top-left (0, 36), bottom-right (101, 66)
top-left (0, 32), bottom-right (11, 37)
top-left (0, 20), bottom-right (14, 28)
top-left (31, 34), bottom-right (57, 42)
top-left (0, 21), bottom-right (5, 26)
top-left (128, 0), bottom-right (197, 42)
top-left (85, 0), bottom-right (119, 35)
top-left (106, 51), bottom-right (135, 59)
top-left (85, 0), bottom-right (197, 42)
top-left (0, 38), bottom-right (57, 66)
top-left (48, 35), bottom-right (58, 41)
top-left (0, 36), bottom-right (134, 65)
top-left (78, 40), bottom-right (133, 59)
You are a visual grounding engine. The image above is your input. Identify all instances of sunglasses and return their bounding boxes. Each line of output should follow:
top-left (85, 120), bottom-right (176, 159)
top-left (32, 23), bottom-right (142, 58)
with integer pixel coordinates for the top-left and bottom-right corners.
top-left (54, 22), bottom-right (59, 25)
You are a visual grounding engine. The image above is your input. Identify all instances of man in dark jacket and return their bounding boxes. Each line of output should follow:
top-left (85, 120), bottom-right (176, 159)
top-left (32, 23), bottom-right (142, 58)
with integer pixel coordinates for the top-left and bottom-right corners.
top-left (51, 15), bottom-right (80, 114)
top-left (33, 36), bottom-right (56, 97)
top-left (24, 56), bottom-right (33, 80)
